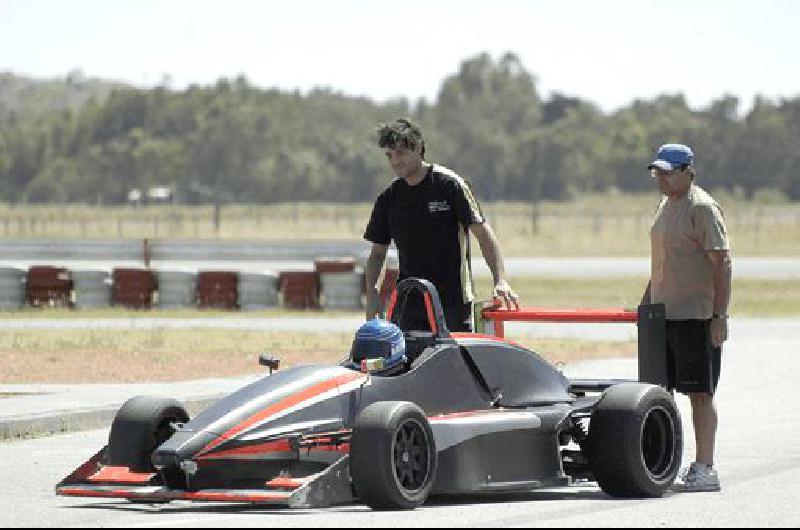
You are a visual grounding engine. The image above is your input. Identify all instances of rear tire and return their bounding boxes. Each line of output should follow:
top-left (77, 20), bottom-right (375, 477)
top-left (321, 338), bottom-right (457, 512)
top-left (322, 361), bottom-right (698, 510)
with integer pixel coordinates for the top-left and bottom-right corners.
top-left (350, 402), bottom-right (437, 511)
top-left (105, 396), bottom-right (189, 473)
top-left (585, 383), bottom-right (682, 497)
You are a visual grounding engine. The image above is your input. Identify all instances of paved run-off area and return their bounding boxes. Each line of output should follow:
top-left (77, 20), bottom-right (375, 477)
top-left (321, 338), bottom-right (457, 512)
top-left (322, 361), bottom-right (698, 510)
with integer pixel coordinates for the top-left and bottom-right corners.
top-left (1, 319), bottom-right (799, 527)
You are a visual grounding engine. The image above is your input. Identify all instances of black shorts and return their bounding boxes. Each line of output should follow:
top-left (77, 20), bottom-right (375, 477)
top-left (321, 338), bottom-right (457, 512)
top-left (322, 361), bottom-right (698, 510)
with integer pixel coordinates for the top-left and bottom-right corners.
top-left (665, 320), bottom-right (722, 395)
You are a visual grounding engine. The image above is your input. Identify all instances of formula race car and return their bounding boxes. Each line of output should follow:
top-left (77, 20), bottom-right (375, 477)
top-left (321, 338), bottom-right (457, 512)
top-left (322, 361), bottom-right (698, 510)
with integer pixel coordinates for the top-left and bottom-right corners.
top-left (57, 278), bottom-right (682, 510)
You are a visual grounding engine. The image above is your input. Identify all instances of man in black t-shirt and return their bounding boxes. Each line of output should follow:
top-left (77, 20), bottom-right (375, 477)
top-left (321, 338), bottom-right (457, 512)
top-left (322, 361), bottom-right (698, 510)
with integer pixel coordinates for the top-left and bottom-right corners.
top-left (364, 119), bottom-right (519, 332)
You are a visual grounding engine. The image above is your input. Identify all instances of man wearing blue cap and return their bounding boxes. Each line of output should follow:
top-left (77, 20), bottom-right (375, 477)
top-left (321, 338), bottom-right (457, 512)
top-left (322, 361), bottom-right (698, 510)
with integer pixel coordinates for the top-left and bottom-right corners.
top-left (641, 144), bottom-right (732, 493)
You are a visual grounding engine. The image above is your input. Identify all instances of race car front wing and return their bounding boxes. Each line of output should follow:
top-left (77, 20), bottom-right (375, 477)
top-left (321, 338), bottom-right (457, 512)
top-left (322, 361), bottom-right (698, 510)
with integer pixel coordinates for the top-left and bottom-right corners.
top-left (56, 448), bottom-right (353, 509)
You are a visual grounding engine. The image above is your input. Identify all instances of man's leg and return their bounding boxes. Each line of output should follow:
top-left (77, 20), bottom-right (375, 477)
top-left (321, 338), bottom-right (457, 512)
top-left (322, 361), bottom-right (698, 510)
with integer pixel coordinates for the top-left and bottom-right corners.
top-left (671, 321), bottom-right (722, 492)
top-left (688, 392), bottom-right (718, 466)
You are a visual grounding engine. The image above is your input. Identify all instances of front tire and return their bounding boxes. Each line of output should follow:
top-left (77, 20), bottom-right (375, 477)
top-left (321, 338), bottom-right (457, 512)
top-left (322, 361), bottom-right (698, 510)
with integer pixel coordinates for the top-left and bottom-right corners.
top-left (585, 383), bottom-right (682, 497)
top-left (350, 402), bottom-right (437, 511)
top-left (105, 396), bottom-right (189, 473)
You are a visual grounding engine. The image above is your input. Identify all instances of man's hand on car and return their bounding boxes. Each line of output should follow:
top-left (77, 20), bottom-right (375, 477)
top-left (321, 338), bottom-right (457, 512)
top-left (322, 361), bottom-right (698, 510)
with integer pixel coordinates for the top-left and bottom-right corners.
top-left (493, 279), bottom-right (520, 311)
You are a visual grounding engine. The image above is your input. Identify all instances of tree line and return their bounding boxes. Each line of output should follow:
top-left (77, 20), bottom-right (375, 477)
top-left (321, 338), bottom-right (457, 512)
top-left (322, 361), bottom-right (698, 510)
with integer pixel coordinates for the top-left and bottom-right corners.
top-left (1, 53), bottom-right (799, 205)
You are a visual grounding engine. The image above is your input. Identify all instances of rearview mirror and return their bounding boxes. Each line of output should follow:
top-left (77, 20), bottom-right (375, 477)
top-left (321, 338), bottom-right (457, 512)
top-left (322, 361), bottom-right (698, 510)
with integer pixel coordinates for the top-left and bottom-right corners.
top-left (259, 354), bottom-right (280, 375)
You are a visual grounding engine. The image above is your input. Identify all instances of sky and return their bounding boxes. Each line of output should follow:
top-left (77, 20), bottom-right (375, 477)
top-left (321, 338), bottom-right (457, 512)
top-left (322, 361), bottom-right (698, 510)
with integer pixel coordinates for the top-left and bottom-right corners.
top-left (1, 0), bottom-right (798, 113)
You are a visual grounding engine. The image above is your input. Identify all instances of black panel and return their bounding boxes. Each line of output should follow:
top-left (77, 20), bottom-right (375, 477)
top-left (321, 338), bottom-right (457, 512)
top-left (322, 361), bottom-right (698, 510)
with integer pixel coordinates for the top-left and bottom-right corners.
top-left (434, 430), bottom-right (563, 493)
top-left (462, 343), bottom-right (573, 407)
top-left (638, 304), bottom-right (669, 388)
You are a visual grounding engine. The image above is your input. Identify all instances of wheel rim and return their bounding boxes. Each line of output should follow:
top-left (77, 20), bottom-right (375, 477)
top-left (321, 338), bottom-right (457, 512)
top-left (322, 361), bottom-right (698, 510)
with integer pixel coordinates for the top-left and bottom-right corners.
top-left (392, 418), bottom-right (431, 494)
top-left (640, 405), bottom-right (676, 480)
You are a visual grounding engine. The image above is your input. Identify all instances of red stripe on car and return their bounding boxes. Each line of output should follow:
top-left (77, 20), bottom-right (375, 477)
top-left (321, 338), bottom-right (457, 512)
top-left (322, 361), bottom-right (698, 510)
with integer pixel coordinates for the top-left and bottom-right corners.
top-left (451, 332), bottom-right (521, 347)
top-left (87, 466), bottom-right (156, 484)
top-left (198, 371), bottom-right (365, 456)
top-left (197, 439), bottom-right (294, 459)
top-left (423, 292), bottom-right (438, 335)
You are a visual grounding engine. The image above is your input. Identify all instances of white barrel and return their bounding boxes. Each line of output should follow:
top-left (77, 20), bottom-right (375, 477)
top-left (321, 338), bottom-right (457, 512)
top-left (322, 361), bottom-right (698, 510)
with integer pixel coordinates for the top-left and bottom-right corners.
top-left (0, 267), bottom-right (26, 310)
top-left (321, 272), bottom-right (364, 310)
top-left (156, 270), bottom-right (197, 309)
top-left (238, 272), bottom-right (279, 311)
top-left (71, 269), bottom-right (113, 309)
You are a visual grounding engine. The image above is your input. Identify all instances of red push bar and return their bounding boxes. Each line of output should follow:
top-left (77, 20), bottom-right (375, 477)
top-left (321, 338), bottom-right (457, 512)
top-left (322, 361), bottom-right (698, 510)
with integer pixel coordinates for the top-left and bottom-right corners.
top-left (480, 306), bottom-right (638, 338)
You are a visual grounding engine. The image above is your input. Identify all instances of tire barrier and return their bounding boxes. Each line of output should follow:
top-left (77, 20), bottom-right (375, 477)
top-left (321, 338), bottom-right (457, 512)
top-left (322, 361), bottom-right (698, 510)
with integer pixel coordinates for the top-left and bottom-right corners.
top-left (280, 271), bottom-right (320, 309)
top-left (71, 269), bottom-right (113, 309)
top-left (314, 257), bottom-right (356, 275)
top-left (321, 272), bottom-right (364, 310)
top-left (113, 269), bottom-right (156, 309)
top-left (238, 272), bottom-right (279, 311)
top-left (198, 271), bottom-right (238, 310)
top-left (27, 266), bottom-right (73, 308)
top-left (4, 260), bottom-right (368, 312)
top-left (0, 267), bottom-right (26, 310)
top-left (156, 270), bottom-right (197, 309)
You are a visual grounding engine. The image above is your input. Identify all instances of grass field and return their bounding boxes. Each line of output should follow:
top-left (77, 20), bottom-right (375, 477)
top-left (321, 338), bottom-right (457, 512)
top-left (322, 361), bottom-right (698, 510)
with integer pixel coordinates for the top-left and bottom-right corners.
top-left (0, 328), bottom-right (635, 384)
top-left (1, 192), bottom-right (798, 256)
top-left (473, 277), bottom-right (800, 317)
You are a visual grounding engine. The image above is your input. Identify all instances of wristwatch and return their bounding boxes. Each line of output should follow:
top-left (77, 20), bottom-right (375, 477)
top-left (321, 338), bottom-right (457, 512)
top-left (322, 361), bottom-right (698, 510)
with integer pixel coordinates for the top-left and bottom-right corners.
top-left (712, 313), bottom-right (729, 320)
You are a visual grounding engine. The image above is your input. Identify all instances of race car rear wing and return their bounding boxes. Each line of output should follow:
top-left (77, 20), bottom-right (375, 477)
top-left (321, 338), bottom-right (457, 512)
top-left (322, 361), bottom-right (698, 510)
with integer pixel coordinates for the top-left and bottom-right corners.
top-left (478, 302), bottom-right (669, 389)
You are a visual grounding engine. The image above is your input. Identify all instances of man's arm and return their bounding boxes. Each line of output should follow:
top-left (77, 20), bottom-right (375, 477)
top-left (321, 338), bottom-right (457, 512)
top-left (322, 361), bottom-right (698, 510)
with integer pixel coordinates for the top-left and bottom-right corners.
top-left (708, 250), bottom-right (732, 348)
top-left (470, 222), bottom-right (520, 310)
top-left (365, 243), bottom-right (390, 320)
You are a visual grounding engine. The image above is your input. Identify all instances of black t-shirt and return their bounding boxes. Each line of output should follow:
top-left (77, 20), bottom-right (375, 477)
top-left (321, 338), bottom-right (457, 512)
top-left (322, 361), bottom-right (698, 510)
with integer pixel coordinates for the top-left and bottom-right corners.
top-left (364, 164), bottom-right (485, 307)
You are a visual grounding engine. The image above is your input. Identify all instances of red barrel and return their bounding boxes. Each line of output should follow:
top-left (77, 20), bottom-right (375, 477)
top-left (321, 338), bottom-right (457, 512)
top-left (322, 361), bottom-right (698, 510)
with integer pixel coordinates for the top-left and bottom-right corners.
top-left (280, 271), bottom-right (320, 309)
top-left (314, 258), bottom-right (356, 275)
top-left (27, 266), bottom-right (73, 307)
top-left (113, 268), bottom-right (156, 309)
top-left (198, 271), bottom-right (239, 310)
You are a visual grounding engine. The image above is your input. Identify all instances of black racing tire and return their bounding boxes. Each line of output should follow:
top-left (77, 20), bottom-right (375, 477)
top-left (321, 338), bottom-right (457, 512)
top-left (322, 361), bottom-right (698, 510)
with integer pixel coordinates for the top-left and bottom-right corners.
top-left (585, 383), bottom-right (682, 498)
top-left (105, 396), bottom-right (189, 473)
top-left (350, 401), bottom-right (437, 511)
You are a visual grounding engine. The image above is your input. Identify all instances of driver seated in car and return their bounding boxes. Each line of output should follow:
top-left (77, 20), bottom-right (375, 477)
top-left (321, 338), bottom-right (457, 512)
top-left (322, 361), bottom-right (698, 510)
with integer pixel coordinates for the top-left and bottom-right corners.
top-left (348, 319), bottom-right (407, 376)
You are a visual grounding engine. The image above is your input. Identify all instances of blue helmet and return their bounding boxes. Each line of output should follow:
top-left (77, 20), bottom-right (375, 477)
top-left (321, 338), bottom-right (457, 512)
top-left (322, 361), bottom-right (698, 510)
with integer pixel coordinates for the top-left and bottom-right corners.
top-left (350, 319), bottom-right (406, 372)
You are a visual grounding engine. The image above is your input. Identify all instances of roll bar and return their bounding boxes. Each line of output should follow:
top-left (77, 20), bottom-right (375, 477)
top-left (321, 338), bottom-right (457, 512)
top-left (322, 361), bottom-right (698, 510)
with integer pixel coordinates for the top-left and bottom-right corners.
top-left (386, 278), bottom-right (450, 339)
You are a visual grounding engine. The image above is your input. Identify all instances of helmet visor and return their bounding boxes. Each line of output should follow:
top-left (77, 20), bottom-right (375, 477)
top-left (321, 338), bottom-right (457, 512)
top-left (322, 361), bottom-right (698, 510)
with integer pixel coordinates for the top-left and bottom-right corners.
top-left (350, 338), bottom-right (393, 363)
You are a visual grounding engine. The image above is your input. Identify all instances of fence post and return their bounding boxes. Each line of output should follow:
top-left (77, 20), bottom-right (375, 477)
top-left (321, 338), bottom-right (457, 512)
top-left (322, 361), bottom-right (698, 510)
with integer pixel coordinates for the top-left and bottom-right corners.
top-left (143, 238), bottom-right (151, 269)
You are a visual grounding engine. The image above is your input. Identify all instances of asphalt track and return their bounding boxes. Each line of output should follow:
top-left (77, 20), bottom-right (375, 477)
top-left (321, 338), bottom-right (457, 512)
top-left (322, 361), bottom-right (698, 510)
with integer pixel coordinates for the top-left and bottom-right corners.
top-left (2, 319), bottom-right (799, 528)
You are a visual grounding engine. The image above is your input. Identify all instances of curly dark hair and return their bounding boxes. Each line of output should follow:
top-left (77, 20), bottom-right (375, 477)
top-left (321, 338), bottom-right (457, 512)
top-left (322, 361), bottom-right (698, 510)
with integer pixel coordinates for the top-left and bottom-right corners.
top-left (376, 118), bottom-right (426, 158)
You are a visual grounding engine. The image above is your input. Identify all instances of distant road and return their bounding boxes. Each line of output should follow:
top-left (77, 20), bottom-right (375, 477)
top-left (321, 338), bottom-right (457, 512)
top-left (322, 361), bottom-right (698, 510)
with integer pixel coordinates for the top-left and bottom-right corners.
top-left (0, 239), bottom-right (797, 278)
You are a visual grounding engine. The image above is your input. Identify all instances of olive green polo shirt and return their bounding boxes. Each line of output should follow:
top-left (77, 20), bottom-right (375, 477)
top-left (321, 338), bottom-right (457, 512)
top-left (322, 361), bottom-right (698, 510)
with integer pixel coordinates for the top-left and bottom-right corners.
top-left (650, 184), bottom-right (731, 320)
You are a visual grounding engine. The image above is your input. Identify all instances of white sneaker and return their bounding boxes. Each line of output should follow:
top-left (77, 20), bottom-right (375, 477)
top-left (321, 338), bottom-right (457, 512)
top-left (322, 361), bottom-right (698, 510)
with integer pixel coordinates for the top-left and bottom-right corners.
top-left (673, 462), bottom-right (721, 492)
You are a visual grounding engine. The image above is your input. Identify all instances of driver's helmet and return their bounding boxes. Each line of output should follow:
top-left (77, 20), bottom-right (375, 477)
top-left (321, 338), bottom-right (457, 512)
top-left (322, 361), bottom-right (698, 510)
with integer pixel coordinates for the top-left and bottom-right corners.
top-left (350, 319), bottom-right (406, 372)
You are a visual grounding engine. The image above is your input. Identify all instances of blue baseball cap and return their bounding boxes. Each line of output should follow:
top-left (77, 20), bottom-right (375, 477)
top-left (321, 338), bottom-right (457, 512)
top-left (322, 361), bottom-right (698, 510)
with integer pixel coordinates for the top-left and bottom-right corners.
top-left (648, 144), bottom-right (694, 171)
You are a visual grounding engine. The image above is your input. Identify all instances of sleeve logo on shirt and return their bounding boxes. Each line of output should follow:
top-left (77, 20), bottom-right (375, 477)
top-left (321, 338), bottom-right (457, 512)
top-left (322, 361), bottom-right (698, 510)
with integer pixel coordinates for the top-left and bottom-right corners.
top-left (428, 200), bottom-right (451, 213)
